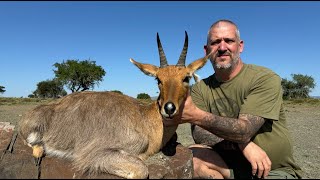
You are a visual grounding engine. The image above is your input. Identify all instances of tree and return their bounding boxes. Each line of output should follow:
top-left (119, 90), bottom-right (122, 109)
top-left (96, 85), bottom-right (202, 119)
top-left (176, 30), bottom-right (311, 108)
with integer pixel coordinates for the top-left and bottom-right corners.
top-left (281, 74), bottom-right (316, 99)
top-left (53, 59), bottom-right (106, 93)
top-left (137, 93), bottom-right (151, 100)
top-left (0, 85), bottom-right (5, 94)
top-left (281, 78), bottom-right (296, 99)
top-left (33, 79), bottom-right (67, 98)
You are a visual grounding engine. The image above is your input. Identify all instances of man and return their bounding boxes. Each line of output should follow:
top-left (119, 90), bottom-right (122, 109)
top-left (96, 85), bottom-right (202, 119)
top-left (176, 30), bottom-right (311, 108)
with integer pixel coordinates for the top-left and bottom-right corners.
top-left (164, 19), bottom-right (303, 179)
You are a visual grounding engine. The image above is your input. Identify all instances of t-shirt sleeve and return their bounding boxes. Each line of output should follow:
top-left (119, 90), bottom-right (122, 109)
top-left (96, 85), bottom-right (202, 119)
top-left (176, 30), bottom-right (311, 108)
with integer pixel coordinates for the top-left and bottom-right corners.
top-left (240, 73), bottom-right (283, 121)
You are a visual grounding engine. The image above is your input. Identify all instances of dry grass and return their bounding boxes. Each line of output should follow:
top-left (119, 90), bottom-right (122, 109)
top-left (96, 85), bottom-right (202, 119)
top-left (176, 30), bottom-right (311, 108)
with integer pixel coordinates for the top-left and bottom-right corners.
top-left (0, 97), bottom-right (53, 105)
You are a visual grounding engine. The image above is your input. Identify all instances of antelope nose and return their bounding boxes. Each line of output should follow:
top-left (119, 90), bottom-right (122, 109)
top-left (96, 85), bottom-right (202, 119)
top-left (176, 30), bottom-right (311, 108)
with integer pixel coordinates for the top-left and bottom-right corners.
top-left (164, 102), bottom-right (176, 116)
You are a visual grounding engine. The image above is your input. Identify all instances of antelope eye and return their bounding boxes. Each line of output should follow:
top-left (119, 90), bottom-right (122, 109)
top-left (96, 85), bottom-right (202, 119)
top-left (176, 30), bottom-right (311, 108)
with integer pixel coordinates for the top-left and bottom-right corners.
top-left (183, 76), bottom-right (190, 84)
top-left (156, 78), bottom-right (162, 85)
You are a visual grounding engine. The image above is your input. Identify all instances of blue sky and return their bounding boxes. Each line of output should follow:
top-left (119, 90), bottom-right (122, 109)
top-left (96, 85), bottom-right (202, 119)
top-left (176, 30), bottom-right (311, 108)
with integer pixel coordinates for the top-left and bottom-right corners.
top-left (1, 1), bottom-right (320, 98)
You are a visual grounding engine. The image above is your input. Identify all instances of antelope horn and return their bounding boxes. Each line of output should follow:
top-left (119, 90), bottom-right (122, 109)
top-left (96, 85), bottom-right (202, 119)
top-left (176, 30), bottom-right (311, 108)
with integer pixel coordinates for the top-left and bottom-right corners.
top-left (157, 32), bottom-right (168, 68)
top-left (176, 31), bottom-right (188, 67)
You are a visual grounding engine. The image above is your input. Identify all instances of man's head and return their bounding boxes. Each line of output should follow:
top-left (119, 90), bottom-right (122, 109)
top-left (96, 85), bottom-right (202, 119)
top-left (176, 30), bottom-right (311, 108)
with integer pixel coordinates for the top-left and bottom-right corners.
top-left (204, 19), bottom-right (244, 72)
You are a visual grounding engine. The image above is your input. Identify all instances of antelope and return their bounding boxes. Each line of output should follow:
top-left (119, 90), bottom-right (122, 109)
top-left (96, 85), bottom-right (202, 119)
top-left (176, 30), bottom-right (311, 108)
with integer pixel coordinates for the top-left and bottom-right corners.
top-left (18, 31), bottom-right (210, 179)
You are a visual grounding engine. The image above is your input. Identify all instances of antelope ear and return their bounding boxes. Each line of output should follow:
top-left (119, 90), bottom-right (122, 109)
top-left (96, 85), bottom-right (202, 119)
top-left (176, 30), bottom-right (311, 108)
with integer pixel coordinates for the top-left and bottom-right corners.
top-left (130, 58), bottom-right (159, 77)
top-left (193, 73), bottom-right (200, 82)
top-left (186, 54), bottom-right (210, 74)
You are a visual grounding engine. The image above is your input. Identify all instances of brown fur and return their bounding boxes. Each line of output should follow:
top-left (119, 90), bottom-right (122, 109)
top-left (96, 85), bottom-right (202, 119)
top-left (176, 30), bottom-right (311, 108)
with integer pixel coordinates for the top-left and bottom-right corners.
top-left (19, 92), bottom-right (170, 178)
top-left (18, 36), bottom-right (210, 179)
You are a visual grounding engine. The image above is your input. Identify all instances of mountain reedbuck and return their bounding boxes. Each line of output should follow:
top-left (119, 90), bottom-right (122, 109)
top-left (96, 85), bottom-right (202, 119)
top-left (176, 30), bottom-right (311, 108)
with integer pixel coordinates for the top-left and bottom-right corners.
top-left (18, 31), bottom-right (210, 179)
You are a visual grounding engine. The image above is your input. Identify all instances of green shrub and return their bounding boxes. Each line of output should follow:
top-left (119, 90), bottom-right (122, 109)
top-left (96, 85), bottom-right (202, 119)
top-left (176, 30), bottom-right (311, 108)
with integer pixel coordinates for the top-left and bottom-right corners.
top-left (137, 93), bottom-right (151, 100)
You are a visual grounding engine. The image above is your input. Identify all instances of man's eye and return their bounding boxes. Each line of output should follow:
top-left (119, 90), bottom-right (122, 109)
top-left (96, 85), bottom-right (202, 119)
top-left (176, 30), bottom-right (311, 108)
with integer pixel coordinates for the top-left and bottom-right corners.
top-left (225, 39), bottom-right (234, 44)
top-left (211, 41), bottom-right (218, 45)
top-left (211, 40), bottom-right (220, 45)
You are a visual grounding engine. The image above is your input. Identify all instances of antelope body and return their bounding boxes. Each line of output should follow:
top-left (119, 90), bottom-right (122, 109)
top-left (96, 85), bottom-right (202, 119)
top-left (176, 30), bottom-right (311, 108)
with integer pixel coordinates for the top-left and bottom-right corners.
top-left (18, 31), bottom-right (210, 179)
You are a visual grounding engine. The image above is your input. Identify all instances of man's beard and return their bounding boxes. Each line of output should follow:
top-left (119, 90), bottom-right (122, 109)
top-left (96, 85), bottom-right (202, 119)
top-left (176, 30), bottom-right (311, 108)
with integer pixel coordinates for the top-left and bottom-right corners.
top-left (212, 52), bottom-right (240, 70)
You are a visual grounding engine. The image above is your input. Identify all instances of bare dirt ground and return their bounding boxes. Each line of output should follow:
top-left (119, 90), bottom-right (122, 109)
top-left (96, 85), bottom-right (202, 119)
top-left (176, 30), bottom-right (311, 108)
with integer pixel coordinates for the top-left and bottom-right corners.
top-left (1, 101), bottom-right (319, 179)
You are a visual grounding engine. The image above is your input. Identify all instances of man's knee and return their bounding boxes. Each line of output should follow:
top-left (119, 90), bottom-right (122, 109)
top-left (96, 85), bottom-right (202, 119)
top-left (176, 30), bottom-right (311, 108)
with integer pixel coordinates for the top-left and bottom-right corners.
top-left (192, 156), bottom-right (224, 179)
top-left (192, 155), bottom-right (203, 172)
top-left (188, 144), bottom-right (230, 179)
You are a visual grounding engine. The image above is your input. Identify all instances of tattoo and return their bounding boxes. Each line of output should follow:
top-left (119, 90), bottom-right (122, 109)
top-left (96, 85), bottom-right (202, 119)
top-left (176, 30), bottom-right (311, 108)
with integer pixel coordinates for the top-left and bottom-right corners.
top-left (191, 124), bottom-right (224, 146)
top-left (195, 113), bottom-right (265, 143)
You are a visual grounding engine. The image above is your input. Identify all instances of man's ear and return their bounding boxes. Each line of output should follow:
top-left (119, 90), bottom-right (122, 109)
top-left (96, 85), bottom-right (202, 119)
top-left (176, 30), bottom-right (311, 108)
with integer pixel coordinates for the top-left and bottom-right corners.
top-left (239, 40), bottom-right (244, 53)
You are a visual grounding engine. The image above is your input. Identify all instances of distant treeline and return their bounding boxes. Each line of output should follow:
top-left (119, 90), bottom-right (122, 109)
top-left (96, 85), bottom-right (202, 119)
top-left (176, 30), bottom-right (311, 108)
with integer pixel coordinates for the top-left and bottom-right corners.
top-left (0, 60), bottom-right (317, 100)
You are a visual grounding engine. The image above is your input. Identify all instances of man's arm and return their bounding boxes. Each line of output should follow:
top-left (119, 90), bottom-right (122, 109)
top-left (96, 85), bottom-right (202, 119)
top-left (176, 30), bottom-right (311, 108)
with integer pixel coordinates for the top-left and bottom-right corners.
top-left (194, 112), bottom-right (265, 143)
top-left (164, 94), bottom-right (266, 143)
top-left (163, 94), bottom-right (272, 178)
top-left (192, 111), bottom-right (272, 179)
top-left (191, 124), bottom-right (224, 146)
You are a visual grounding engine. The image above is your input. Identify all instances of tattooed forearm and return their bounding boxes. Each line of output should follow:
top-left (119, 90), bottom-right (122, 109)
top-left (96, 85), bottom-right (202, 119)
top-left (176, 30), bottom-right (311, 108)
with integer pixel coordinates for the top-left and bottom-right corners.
top-left (193, 113), bottom-right (265, 143)
top-left (191, 124), bottom-right (224, 146)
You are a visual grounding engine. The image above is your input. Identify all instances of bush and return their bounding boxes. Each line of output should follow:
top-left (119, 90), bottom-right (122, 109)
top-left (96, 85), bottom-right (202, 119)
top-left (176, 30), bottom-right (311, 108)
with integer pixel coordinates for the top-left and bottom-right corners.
top-left (137, 93), bottom-right (151, 100)
top-left (110, 90), bottom-right (123, 95)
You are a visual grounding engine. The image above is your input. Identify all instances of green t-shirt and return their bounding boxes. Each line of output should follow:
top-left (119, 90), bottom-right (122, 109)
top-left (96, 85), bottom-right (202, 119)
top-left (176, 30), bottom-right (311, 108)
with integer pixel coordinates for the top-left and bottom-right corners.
top-left (191, 63), bottom-right (303, 178)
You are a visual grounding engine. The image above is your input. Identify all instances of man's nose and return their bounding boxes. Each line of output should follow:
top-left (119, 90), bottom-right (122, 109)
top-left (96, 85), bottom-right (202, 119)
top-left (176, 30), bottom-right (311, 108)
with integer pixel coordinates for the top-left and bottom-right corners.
top-left (218, 41), bottom-right (227, 51)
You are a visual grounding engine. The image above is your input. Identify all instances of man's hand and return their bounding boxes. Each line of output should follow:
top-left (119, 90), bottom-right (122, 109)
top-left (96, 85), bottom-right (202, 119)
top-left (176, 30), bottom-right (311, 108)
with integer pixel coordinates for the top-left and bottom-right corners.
top-left (162, 89), bottom-right (204, 126)
top-left (238, 141), bottom-right (272, 179)
top-left (162, 95), bottom-right (187, 126)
